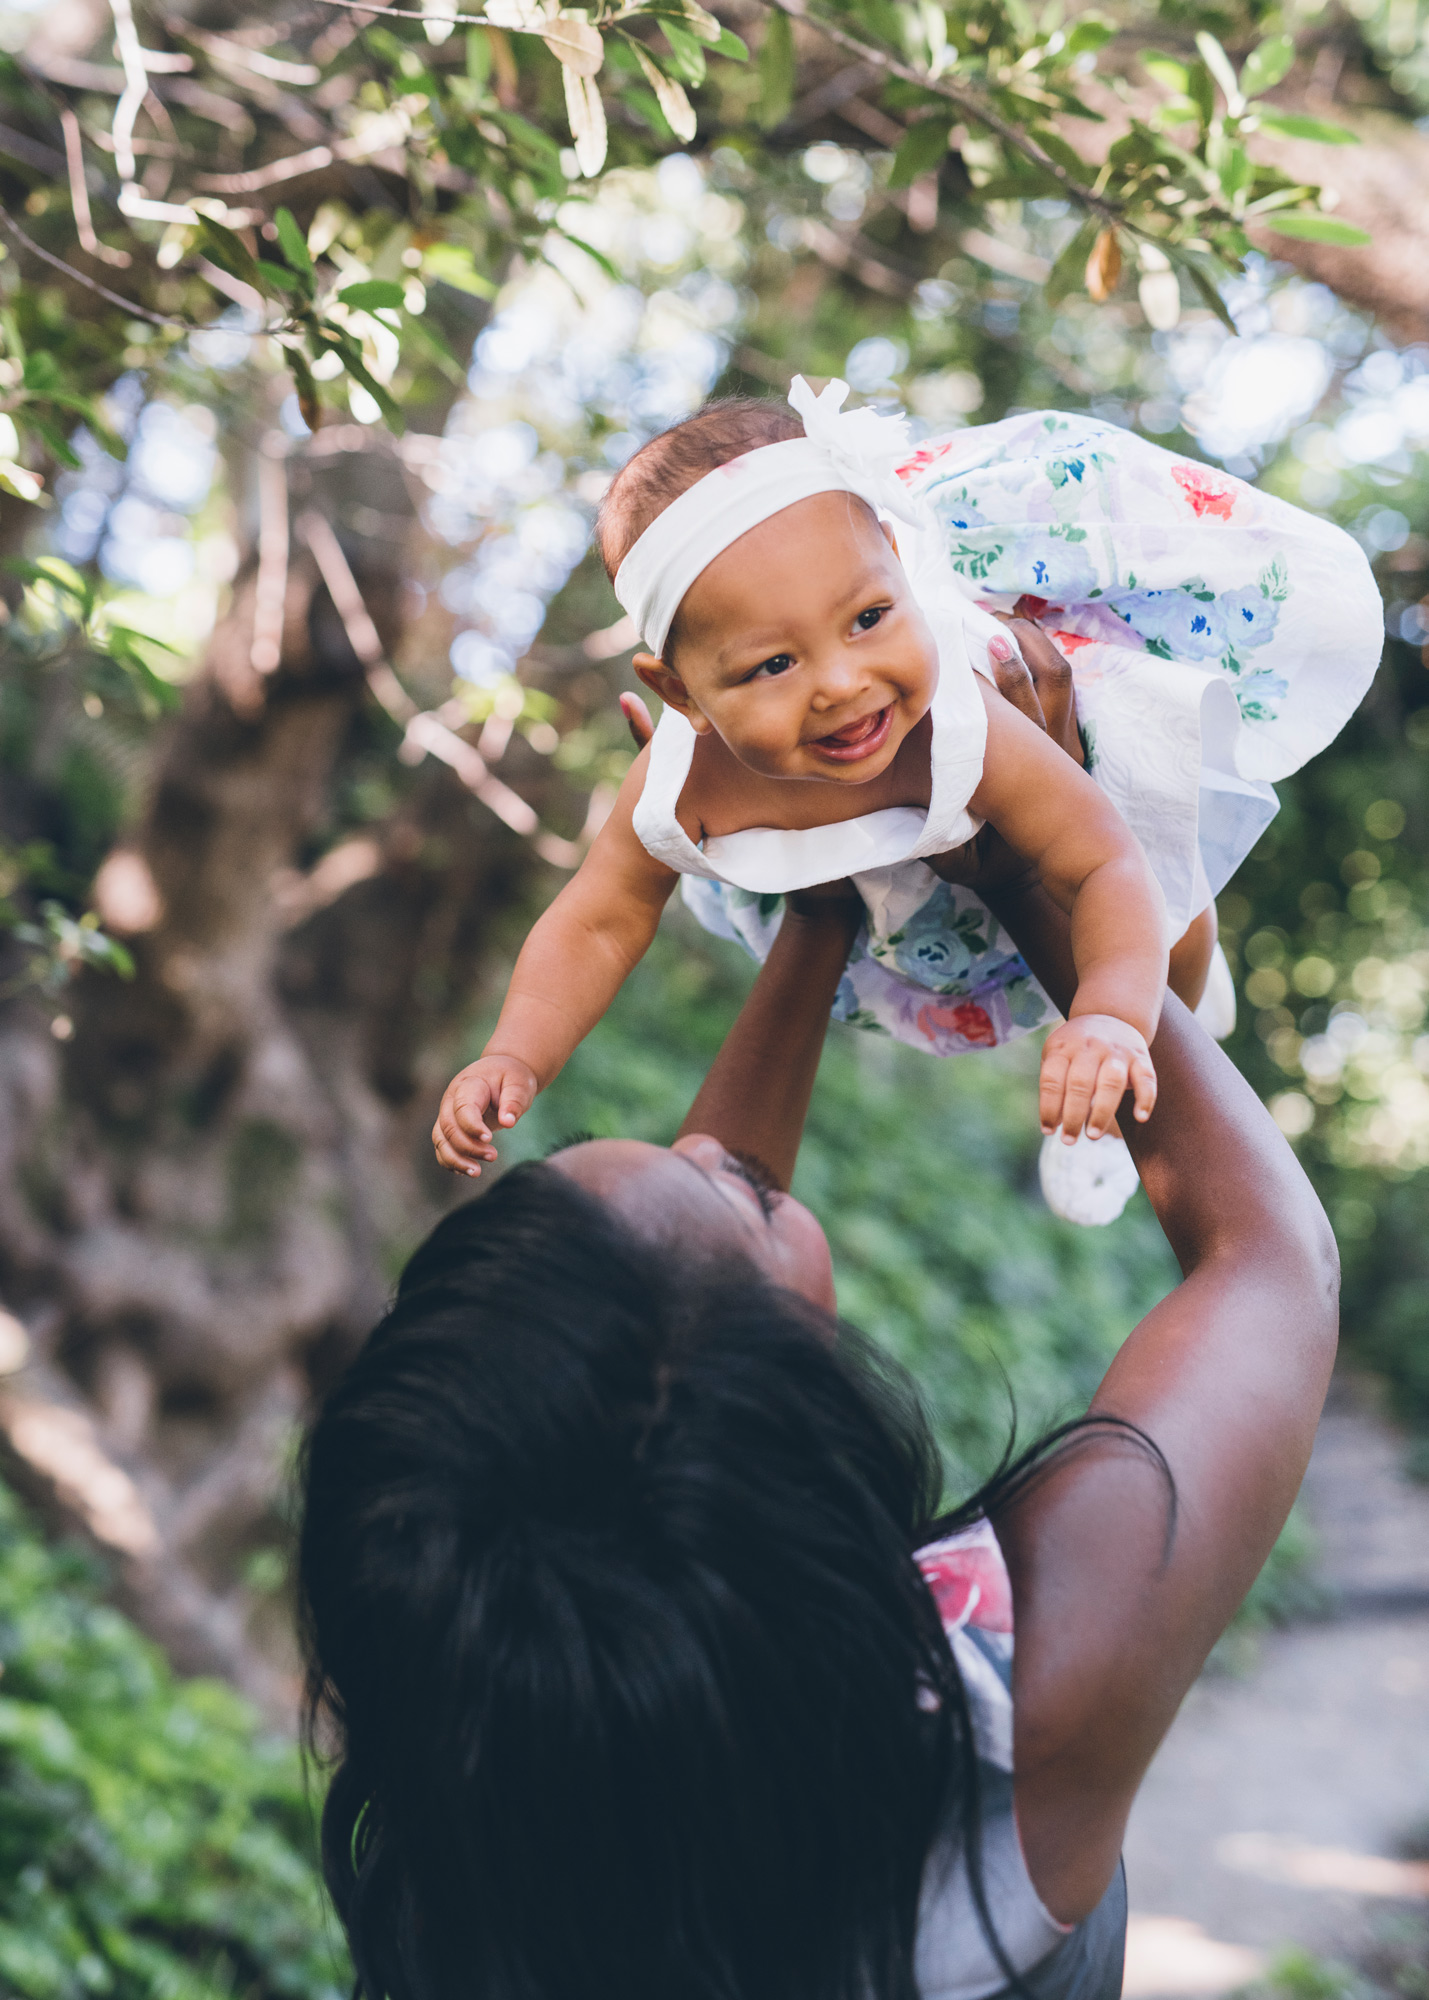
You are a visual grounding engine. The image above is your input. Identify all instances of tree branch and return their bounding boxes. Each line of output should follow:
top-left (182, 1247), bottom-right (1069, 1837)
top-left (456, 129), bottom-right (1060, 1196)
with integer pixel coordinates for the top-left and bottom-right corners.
top-left (0, 208), bottom-right (193, 326)
top-left (759, 0), bottom-right (1125, 230)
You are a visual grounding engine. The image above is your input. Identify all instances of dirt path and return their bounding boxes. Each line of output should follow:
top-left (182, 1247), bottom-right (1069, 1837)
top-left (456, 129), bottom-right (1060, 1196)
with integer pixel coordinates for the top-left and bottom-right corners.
top-left (1122, 1377), bottom-right (1429, 1996)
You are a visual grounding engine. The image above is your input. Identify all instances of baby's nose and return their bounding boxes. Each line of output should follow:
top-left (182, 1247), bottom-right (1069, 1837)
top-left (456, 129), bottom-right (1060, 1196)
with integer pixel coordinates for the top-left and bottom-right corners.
top-left (809, 652), bottom-right (863, 708)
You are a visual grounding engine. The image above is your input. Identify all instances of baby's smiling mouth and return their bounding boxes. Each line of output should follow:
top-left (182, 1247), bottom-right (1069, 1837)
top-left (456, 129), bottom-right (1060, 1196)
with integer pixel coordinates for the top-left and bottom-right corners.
top-left (811, 704), bottom-right (894, 763)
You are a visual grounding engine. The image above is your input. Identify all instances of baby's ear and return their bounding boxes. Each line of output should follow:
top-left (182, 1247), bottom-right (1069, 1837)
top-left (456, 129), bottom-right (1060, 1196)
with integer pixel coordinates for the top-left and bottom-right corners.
top-left (633, 653), bottom-right (708, 729)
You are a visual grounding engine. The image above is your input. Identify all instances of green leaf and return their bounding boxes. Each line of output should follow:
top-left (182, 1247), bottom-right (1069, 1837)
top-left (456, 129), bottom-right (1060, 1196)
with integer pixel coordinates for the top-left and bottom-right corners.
top-left (888, 115), bottom-right (952, 189)
top-left (1065, 16), bottom-right (1113, 55)
top-left (341, 351), bottom-right (406, 433)
top-left (285, 346), bottom-right (320, 433)
top-left (708, 25), bottom-right (748, 59)
top-left (466, 26), bottom-right (492, 85)
top-left (1267, 211), bottom-right (1371, 245)
top-left (558, 227), bottom-right (623, 283)
top-left (1045, 214), bottom-right (1098, 306)
top-left (5, 558), bottom-right (91, 611)
top-left (658, 15), bottom-right (706, 85)
top-left (337, 279), bottom-right (407, 312)
top-left (758, 8), bottom-right (794, 129)
top-left (1240, 34), bottom-right (1295, 99)
top-left (1178, 251), bottom-right (1238, 331)
top-left (1256, 109), bottom-right (1359, 145)
top-left (421, 242), bottom-right (498, 298)
top-left (22, 349), bottom-right (61, 394)
top-left (255, 259), bottom-right (309, 298)
top-left (273, 207), bottom-right (314, 280)
top-left (1195, 30), bottom-right (1242, 109)
top-left (196, 215), bottom-right (263, 290)
top-left (400, 311), bottom-right (466, 386)
top-left (16, 411), bottom-right (81, 470)
top-left (1141, 51), bottom-right (1189, 95)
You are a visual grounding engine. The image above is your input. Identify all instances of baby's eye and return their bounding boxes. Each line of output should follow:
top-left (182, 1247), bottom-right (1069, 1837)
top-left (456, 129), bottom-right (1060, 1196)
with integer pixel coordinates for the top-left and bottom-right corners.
top-left (855, 605), bottom-right (888, 631)
top-left (748, 653), bottom-right (795, 680)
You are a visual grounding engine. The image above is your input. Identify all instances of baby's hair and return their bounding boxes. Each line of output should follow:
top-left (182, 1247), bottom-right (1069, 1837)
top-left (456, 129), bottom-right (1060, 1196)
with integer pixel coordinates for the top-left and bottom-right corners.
top-left (596, 396), bottom-right (802, 579)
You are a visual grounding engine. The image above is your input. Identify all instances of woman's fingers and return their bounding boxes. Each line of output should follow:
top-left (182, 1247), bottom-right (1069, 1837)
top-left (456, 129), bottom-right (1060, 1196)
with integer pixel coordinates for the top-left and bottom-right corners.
top-left (620, 690), bottom-right (655, 749)
top-left (986, 628), bottom-right (1045, 728)
top-left (1006, 618), bottom-right (1083, 766)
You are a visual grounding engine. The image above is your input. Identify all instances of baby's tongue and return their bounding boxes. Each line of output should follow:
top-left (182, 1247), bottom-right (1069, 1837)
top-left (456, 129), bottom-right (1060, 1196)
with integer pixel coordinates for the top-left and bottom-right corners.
top-left (821, 710), bottom-right (880, 746)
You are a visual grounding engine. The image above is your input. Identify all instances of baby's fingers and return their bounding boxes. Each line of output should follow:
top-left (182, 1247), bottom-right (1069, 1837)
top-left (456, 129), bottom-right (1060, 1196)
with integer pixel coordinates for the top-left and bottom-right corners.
top-left (496, 1071), bottom-right (534, 1128)
top-left (1128, 1053), bottom-right (1158, 1123)
top-left (1039, 1042), bottom-right (1072, 1137)
top-left (1058, 1046), bottom-right (1106, 1143)
top-left (432, 1111), bottom-right (496, 1178)
top-left (1085, 1056), bottom-right (1129, 1141)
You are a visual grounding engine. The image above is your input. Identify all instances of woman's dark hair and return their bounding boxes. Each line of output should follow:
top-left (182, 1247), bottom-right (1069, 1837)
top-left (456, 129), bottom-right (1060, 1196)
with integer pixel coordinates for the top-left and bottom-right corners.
top-left (299, 1163), bottom-right (967, 2000)
top-left (299, 1164), bottom-right (1169, 2000)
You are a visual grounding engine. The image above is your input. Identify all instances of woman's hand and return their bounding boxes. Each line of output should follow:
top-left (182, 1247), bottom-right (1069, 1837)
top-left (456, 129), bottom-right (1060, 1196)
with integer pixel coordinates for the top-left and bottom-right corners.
top-left (929, 620), bottom-right (1082, 895)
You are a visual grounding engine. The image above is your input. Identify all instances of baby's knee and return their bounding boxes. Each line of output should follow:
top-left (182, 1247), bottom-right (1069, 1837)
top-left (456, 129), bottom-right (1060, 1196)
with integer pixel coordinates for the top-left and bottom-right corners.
top-left (1169, 902), bottom-right (1218, 1009)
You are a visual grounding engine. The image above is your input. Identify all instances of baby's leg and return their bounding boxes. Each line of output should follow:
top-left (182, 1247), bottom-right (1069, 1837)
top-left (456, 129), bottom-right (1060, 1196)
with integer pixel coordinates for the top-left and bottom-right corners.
top-left (1169, 903), bottom-right (1217, 1011)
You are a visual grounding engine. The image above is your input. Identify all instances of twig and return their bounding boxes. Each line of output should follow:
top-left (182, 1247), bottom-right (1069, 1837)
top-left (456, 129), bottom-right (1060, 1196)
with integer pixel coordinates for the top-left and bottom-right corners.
top-left (191, 106), bottom-right (409, 193)
top-left (0, 208), bottom-right (192, 327)
top-left (61, 109), bottom-right (132, 268)
top-left (251, 439), bottom-right (290, 675)
top-left (311, 0), bottom-right (494, 20)
top-left (759, 0), bottom-right (1124, 230)
top-left (296, 509), bottom-right (581, 866)
top-left (109, 0), bottom-right (147, 183)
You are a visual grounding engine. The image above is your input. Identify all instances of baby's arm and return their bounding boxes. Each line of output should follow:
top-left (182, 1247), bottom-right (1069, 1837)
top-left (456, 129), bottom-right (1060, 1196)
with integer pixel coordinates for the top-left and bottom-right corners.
top-left (433, 746), bottom-right (679, 1174)
top-left (967, 683), bottom-right (1168, 1143)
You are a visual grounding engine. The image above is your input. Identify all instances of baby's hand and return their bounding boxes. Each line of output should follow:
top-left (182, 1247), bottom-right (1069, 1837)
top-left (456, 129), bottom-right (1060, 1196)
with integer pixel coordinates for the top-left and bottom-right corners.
top-left (1039, 1014), bottom-right (1156, 1144)
top-left (432, 1054), bottom-right (539, 1177)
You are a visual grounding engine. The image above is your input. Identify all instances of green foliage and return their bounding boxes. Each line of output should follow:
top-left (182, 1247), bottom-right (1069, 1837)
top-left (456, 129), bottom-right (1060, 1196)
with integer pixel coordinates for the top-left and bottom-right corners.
top-left (0, 1482), bottom-right (349, 2000)
top-left (0, 0), bottom-right (1382, 481)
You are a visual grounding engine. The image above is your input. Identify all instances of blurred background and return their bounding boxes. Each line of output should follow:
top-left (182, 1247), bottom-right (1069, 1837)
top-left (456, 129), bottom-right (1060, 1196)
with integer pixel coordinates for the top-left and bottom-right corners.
top-left (1, 0), bottom-right (1427, 1991)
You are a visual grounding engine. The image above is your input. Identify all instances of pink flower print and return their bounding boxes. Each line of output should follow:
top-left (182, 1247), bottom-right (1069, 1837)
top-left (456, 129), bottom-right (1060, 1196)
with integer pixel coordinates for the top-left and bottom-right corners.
top-left (898, 441), bottom-right (958, 482)
top-left (1050, 628), bottom-right (1097, 656)
top-left (917, 999), bottom-right (997, 1048)
top-left (918, 1537), bottom-right (1014, 1634)
top-left (1171, 463), bottom-right (1240, 521)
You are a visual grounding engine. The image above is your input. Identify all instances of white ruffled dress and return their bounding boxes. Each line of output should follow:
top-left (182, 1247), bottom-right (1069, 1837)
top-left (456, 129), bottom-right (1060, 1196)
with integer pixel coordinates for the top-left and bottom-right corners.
top-left (634, 412), bottom-right (1383, 1058)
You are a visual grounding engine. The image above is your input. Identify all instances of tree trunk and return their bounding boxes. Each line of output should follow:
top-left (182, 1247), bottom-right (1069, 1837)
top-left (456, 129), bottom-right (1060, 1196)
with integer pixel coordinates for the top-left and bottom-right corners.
top-left (0, 444), bottom-right (549, 1715)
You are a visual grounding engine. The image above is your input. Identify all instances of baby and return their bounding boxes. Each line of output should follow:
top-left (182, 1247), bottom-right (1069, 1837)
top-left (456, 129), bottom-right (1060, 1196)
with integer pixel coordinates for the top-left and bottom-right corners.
top-left (434, 380), bottom-right (1380, 1222)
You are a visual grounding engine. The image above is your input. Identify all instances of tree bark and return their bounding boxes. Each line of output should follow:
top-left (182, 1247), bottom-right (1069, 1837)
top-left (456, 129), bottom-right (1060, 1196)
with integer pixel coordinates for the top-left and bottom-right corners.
top-left (0, 451), bottom-right (550, 1715)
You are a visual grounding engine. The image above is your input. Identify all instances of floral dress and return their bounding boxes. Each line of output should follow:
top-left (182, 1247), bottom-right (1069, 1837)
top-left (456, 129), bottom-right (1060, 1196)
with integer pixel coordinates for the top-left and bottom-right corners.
top-left (648, 413), bottom-right (1383, 1057)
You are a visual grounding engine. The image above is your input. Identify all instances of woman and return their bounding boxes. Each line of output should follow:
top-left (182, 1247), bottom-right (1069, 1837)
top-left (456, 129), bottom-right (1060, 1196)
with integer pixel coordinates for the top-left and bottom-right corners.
top-left (298, 633), bottom-right (1338, 2000)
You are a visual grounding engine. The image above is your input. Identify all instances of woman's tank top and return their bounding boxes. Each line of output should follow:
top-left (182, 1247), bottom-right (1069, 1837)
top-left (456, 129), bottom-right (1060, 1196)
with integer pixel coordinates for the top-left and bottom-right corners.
top-left (914, 1521), bottom-right (1126, 1999)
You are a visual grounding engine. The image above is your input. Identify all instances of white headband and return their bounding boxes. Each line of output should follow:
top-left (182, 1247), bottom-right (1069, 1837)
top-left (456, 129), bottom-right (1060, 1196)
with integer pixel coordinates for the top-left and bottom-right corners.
top-left (612, 375), bottom-right (926, 659)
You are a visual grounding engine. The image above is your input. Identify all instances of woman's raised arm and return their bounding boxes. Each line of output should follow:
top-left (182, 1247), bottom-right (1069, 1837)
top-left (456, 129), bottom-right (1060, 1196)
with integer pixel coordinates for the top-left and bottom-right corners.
top-left (982, 875), bottom-right (1339, 1925)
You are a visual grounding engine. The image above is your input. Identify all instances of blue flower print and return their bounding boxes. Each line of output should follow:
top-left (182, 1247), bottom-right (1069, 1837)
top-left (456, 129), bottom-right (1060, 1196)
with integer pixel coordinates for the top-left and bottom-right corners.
top-left (1219, 587), bottom-right (1279, 651)
top-left (1011, 531), bottom-right (1096, 601)
top-left (934, 495), bottom-right (988, 534)
top-left (1115, 587), bottom-right (1227, 661)
top-left (879, 886), bottom-right (991, 993)
top-left (1231, 666), bottom-right (1289, 722)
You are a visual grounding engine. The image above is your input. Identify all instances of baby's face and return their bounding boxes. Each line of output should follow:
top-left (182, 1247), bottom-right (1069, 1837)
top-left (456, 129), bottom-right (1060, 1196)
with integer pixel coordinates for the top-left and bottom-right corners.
top-left (634, 492), bottom-right (938, 786)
